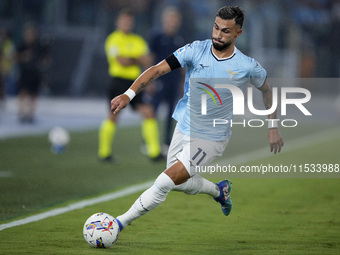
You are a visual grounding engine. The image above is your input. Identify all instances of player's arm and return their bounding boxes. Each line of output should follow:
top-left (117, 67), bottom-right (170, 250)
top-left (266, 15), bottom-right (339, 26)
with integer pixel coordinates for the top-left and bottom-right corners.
top-left (137, 54), bottom-right (153, 70)
top-left (111, 59), bottom-right (172, 114)
top-left (116, 56), bottom-right (137, 66)
top-left (116, 54), bottom-right (152, 69)
top-left (258, 78), bottom-right (284, 154)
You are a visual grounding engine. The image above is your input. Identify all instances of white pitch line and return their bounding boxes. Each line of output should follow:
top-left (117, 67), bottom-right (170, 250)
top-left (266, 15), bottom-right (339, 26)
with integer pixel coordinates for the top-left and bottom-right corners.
top-left (1, 127), bottom-right (339, 232)
top-left (0, 171), bottom-right (13, 178)
top-left (0, 180), bottom-right (153, 232)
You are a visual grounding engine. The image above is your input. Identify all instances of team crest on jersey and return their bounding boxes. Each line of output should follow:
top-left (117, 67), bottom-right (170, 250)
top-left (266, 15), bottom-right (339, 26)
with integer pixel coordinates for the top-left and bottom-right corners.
top-left (226, 70), bottom-right (239, 79)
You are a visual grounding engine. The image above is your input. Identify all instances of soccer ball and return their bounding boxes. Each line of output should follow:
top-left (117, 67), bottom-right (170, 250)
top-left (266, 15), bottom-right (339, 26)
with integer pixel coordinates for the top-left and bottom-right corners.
top-left (48, 126), bottom-right (70, 146)
top-left (48, 126), bottom-right (70, 153)
top-left (83, 213), bottom-right (120, 248)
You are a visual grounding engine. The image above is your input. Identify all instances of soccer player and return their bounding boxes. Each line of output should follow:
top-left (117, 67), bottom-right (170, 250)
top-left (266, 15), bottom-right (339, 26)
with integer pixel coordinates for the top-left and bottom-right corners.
top-left (98, 9), bottom-right (163, 162)
top-left (111, 6), bottom-right (284, 230)
top-left (17, 23), bottom-right (51, 124)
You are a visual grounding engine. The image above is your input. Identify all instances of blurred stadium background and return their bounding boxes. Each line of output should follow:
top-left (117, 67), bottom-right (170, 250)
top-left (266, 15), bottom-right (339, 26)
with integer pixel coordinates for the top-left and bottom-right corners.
top-left (0, 0), bottom-right (339, 96)
top-left (0, 0), bottom-right (339, 136)
top-left (1, 2), bottom-right (339, 253)
top-left (0, 0), bottom-right (339, 221)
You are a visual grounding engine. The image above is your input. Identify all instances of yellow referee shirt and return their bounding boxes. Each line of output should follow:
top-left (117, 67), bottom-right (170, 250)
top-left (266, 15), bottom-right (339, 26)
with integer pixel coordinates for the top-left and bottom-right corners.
top-left (105, 30), bottom-right (149, 80)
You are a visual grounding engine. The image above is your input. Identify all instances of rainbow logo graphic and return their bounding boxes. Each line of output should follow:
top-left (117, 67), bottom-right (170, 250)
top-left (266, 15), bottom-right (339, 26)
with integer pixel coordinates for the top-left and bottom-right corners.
top-left (198, 82), bottom-right (222, 115)
top-left (198, 82), bottom-right (222, 106)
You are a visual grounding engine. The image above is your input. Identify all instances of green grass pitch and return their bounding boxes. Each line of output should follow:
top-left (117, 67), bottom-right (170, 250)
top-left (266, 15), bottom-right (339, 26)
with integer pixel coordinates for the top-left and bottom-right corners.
top-left (0, 124), bottom-right (339, 254)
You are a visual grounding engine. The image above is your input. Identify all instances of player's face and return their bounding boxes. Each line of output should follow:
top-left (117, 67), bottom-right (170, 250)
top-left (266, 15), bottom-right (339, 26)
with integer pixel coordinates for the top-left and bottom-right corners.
top-left (23, 27), bottom-right (38, 45)
top-left (163, 11), bottom-right (182, 35)
top-left (116, 14), bottom-right (135, 34)
top-left (212, 17), bottom-right (242, 51)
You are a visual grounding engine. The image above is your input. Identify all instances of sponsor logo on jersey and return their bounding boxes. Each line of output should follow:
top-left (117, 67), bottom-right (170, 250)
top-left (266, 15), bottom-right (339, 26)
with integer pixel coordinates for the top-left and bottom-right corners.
top-left (174, 46), bottom-right (185, 56)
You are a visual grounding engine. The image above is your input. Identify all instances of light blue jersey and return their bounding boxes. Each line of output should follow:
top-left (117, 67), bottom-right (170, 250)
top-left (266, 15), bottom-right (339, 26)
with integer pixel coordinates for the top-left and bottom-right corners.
top-left (172, 39), bottom-right (267, 141)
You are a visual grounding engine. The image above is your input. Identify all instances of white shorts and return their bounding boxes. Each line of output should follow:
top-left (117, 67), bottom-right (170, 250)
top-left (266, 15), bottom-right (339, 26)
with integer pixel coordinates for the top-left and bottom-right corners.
top-left (167, 126), bottom-right (229, 176)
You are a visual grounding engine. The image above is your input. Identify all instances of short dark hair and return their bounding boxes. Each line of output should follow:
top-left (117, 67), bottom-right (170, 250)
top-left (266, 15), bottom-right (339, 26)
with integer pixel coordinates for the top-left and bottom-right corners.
top-left (118, 8), bottom-right (134, 17)
top-left (216, 6), bottom-right (244, 28)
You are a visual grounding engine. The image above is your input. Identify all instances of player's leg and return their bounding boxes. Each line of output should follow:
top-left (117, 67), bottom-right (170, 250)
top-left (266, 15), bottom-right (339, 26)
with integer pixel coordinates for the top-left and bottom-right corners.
top-left (115, 128), bottom-right (231, 230)
top-left (21, 72), bottom-right (41, 123)
top-left (26, 79), bottom-right (40, 123)
top-left (26, 93), bottom-right (38, 123)
top-left (98, 78), bottom-right (121, 161)
top-left (116, 160), bottom-right (188, 229)
top-left (173, 174), bottom-right (219, 196)
top-left (169, 128), bottom-right (233, 215)
top-left (98, 111), bottom-right (118, 160)
top-left (168, 128), bottom-right (220, 197)
top-left (18, 89), bottom-right (27, 122)
top-left (173, 176), bottom-right (233, 216)
top-left (134, 99), bottom-right (162, 160)
top-left (166, 127), bottom-right (220, 197)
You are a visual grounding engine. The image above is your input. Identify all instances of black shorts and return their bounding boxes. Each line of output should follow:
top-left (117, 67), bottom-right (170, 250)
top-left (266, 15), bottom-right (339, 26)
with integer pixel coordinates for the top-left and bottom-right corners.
top-left (107, 77), bottom-right (146, 110)
top-left (19, 70), bottom-right (41, 95)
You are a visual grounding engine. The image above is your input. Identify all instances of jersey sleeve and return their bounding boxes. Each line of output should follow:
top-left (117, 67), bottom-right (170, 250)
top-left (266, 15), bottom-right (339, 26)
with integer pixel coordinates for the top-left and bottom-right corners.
top-left (165, 54), bottom-right (181, 70)
top-left (173, 41), bottom-right (198, 68)
top-left (249, 59), bottom-right (267, 88)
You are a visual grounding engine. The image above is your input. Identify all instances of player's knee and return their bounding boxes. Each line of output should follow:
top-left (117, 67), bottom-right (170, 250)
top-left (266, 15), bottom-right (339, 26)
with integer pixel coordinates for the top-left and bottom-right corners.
top-left (164, 162), bottom-right (190, 185)
top-left (154, 172), bottom-right (176, 193)
top-left (178, 175), bottom-right (202, 195)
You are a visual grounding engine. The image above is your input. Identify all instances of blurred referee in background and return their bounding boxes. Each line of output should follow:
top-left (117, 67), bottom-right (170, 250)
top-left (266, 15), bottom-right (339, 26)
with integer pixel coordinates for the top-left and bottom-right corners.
top-left (98, 9), bottom-right (163, 162)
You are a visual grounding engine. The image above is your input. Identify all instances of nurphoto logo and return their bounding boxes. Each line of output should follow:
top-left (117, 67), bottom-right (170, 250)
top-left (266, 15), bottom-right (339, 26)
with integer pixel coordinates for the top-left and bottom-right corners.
top-left (199, 83), bottom-right (312, 128)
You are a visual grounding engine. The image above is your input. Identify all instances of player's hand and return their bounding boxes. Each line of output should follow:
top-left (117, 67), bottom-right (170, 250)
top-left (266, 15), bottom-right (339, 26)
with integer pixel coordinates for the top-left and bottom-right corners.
top-left (110, 94), bottom-right (130, 115)
top-left (268, 128), bottom-right (284, 154)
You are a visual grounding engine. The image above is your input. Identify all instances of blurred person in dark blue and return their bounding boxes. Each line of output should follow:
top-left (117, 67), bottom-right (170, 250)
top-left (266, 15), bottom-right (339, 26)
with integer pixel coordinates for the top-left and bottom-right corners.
top-left (17, 23), bottom-right (51, 124)
top-left (148, 7), bottom-right (184, 147)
